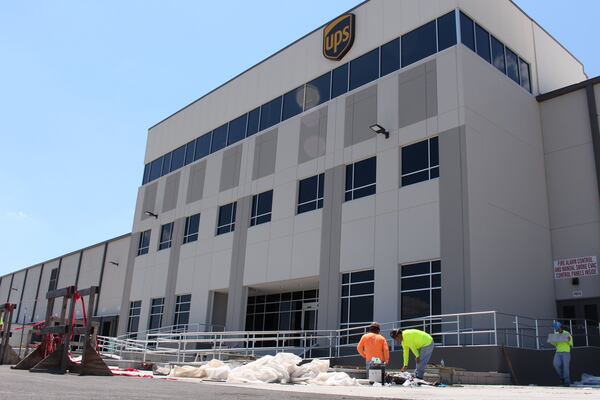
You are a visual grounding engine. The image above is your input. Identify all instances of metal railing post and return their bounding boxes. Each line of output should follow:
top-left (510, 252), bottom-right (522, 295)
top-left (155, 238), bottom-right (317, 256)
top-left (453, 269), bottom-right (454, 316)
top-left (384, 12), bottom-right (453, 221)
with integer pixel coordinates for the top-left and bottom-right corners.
top-left (515, 316), bottom-right (520, 348)
top-left (584, 320), bottom-right (589, 347)
top-left (456, 315), bottom-right (460, 346)
top-left (493, 312), bottom-right (498, 346)
top-left (535, 319), bottom-right (540, 350)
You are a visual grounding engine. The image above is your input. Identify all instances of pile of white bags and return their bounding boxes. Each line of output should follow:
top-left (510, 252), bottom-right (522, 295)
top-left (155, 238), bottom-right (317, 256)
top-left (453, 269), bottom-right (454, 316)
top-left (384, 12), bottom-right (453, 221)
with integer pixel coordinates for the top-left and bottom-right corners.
top-left (168, 353), bottom-right (358, 386)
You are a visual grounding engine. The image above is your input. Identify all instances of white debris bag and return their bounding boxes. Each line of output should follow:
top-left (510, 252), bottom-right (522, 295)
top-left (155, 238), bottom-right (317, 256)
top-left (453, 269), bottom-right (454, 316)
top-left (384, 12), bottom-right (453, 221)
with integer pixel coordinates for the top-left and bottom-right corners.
top-left (307, 372), bottom-right (358, 386)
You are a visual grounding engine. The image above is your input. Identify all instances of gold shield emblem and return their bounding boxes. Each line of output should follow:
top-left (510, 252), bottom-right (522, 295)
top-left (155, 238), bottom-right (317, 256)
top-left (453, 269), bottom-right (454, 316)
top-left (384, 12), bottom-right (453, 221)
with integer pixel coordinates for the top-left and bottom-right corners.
top-left (323, 14), bottom-right (355, 61)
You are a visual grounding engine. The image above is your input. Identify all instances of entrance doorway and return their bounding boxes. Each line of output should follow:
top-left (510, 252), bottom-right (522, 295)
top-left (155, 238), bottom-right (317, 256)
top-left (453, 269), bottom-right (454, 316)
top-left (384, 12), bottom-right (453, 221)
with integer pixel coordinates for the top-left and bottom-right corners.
top-left (556, 297), bottom-right (600, 346)
top-left (301, 302), bottom-right (318, 331)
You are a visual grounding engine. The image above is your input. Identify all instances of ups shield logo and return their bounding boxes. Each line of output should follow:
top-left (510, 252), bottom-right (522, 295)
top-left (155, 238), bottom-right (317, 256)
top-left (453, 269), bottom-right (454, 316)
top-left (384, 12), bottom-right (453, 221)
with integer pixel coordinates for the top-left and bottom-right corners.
top-left (323, 14), bottom-right (355, 61)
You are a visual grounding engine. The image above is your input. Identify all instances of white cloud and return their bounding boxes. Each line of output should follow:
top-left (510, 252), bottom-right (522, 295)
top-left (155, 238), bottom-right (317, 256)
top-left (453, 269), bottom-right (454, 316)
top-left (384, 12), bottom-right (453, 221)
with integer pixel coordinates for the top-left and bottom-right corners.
top-left (5, 211), bottom-right (30, 220)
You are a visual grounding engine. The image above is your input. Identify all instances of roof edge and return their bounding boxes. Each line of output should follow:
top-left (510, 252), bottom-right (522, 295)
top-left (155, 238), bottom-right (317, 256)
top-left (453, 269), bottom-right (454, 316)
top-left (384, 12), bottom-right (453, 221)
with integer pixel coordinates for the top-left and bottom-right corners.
top-left (537, 75), bottom-right (600, 102)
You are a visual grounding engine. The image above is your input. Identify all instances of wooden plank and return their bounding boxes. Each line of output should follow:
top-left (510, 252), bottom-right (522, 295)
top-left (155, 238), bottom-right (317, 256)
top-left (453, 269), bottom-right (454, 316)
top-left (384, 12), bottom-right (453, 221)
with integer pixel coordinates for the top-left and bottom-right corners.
top-left (77, 286), bottom-right (99, 297)
top-left (46, 286), bottom-right (76, 300)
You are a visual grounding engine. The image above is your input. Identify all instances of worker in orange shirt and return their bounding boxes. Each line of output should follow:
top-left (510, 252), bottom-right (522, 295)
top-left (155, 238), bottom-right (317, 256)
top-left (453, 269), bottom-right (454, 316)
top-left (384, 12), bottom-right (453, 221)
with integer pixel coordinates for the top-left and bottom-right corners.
top-left (357, 322), bottom-right (389, 377)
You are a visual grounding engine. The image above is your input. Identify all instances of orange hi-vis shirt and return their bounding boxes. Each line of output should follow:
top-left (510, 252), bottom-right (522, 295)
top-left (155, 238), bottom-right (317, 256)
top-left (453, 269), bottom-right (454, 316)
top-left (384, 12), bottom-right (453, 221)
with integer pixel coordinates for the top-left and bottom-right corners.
top-left (357, 332), bottom-right (390, 364)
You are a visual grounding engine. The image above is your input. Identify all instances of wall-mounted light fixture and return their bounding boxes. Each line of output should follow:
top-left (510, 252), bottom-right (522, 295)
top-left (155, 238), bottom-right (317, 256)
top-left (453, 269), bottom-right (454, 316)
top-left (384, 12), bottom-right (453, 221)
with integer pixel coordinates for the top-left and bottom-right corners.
top-left (109, 261), bottom-right (119, 267)
top-left (144, 211), bottom-right (158, 219)
top-left (369, 123), bottom-right (389, 139)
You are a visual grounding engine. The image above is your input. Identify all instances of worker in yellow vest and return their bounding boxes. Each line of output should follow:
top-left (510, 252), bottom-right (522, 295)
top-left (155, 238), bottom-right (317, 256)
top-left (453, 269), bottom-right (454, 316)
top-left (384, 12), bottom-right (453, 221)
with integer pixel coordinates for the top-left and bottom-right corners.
top-left (551, 321), bottom-right (573, 386)
top-left (390, 328), bottom-right (434, 379)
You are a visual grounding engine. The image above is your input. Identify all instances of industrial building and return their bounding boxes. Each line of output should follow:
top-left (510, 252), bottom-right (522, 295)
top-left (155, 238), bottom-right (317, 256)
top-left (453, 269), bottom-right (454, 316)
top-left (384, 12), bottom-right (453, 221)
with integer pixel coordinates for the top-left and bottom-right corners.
top-left (1, 0), bottom-right (598, 345)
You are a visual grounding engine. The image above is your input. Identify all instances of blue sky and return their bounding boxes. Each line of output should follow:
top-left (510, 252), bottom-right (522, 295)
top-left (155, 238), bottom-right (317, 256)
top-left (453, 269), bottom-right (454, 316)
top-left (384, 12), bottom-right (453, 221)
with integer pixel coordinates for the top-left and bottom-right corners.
top-left (0, 0), bottom-right (598, 276)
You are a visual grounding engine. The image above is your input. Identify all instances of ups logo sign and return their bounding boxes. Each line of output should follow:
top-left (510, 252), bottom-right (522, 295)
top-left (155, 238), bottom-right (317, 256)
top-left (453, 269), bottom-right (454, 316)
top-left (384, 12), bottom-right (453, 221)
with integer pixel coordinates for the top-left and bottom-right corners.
top-left (323, 13), bottom-right (355, 61)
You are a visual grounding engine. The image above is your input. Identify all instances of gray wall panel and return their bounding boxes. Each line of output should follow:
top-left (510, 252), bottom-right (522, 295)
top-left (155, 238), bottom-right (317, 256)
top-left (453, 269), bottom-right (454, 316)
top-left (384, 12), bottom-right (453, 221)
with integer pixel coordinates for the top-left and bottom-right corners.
top-left (187, 161), bottom-right (207, 203)
top-left (298, 107), bottom-right (328, 164)
top-left (317, 165), bottom-right (345, 330)
top-left (225, 196), bottom-right (251, 330)
top-left (220, 144), bottom-right (243, 191)
top-left (162, 218), bottom-right (185, 325)
top-left (344, 85), bottom-right (377, 147)
top-left (252, 129), bottom-right (278, 180)
top-left (398, 60), bottom-right (437, 128)
top-left (162, 172), bottom-right (180, 213)
top-left (141, 182), bottom-right (158, 220)
top-left (117, 232), bottom-right (141, 335)
top-left (439, 126), bottom-right (470, 313)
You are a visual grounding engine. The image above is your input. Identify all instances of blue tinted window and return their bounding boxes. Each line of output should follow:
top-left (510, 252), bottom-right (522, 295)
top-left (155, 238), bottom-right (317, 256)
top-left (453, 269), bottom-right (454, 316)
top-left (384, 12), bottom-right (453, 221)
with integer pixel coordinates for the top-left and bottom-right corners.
top-left (195, 133), bottom-right (211, 160)
top-left (505, 47), bottom-right (519, 84)
top-left (380, 38), bottom-right (399, 77)
top-left (437, 11), bottom-right (456, 51)
top-left (143, 163), bottom-right (150, 184)
top-left (282, 86), bottom-right (305, 121)
top-left (228, 114), bottom-right (247, 145)
top-left (475, 23), bottom-right (491, 63)
top-left (161, 152), bottom-right (171, 176)
top-left (402, 20), bottom-right (437, 67)
top-left (171, 145), bottom-right (185, 171)
top-left (331, 63), bottom-right (348, 99)
top-left (149, 158), bottom-right (162, 181)
top-left (460, 12), bottom-right (475, 51)
top-left (519, 58), bottom-right (531, 92)
top-left (184, 140), bottom-right (195, 165)
top-left (211, 123), bottom-right (228, 153)
top-left (260, 97), bottom-right (282, 131)
top-left (246, 108), bottom-right (260, 137)
top-left (304, 72), bottom-right (330, 110)
top-left (491, 36), bottom-right (505, 74)
top-left (349, 48), bottom-right (379, 91)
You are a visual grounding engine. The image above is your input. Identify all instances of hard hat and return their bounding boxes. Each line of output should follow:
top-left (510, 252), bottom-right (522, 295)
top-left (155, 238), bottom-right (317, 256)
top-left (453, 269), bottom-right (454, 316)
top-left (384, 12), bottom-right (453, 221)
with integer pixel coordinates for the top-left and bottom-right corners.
top-left (552, 321), bottom-right (562, 331)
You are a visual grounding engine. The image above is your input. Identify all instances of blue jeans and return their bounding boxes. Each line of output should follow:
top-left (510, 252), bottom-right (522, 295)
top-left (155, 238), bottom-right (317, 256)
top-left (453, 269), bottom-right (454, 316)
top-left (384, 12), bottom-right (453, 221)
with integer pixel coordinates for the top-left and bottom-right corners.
top-left (415, 342), bottom-right (434, 379)
top-left (553, 352), bottom-right (571, 385)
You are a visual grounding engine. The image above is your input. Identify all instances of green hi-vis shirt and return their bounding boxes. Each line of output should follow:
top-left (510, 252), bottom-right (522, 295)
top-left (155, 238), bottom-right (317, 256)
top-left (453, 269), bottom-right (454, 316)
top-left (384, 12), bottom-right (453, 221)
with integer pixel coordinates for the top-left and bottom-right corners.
top-left (401, 329), bottom-right (434, 367)
top-left (552, 330), bottom-right (573, 353)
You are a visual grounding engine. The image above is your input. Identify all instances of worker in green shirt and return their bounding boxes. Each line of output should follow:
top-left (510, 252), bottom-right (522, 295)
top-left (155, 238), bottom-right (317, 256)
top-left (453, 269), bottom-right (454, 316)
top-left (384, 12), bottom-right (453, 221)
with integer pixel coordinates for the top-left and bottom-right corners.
top-left (551, 321), bottom-right (573, 386)
top-left (390, 328), bottom-right (434, 379)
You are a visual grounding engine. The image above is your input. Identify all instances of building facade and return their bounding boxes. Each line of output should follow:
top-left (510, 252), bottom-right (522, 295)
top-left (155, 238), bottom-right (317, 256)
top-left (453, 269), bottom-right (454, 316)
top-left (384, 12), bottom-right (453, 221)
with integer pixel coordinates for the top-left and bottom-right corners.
top-left (1, 0), bottom-right (598, 340)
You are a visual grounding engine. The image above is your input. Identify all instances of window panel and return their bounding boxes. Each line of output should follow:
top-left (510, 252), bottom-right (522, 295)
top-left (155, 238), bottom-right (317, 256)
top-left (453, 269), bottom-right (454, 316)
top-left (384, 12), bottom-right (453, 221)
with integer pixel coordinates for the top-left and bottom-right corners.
top-left (158, 222), bottom-right (173, 250)
top-left (161, 153), bottom-right (171, 176)
top-left (228, 114), bottom-right (247, 145)
top-left (171, 145), bottom-right (185, 171)
top-left (351, 269), bottom-right (374, 283)
top-left (305, 72), bottom-right (331, 110)
top-left (143, 163), bottom-right (150, 185)
top-left (475, 23), bottom-right (491, 63)
top-left (211, 123), bottom-right (228, 153)
top-left (282, 85), bottom-right (305, 121)
top-left (260, 97), bottom-right (282, 131)
top-left (431, 260), bottom-right (441, 273)
top-left (402, 141), bottom-right (429, 174)
top-left (350, 282), bottom-right (374, 296)
top-left (185, 140), bottom-right (195, 165)
top-left (331, 63), bottom-right (349, 99)
top-left (349, 48), bottom-right (379, 90)
top-left (460, 12), bottom-right (475, 51)
top-left (401, 262), bottom-right (430, 277)
top-left (430, 167), bottom-right (439, 179)
top-left (519, 58), bottom-right (531, 92)
top-left (491, 36), bottom-right (506, 74)
top-left (194, 133), bottom-right (212, 161)
top-left (246, 108), bottom-right (260, 137)
top-left (137, 230), bottom-right (151, 256)
top-left (401, 290), bottom-right (430, 320)
top-left (401, 275), bottom-right (430, 291)
top-left (432, 289), bottom-right (441, 316)
top-left (345, 157), bottom-right (376, 201)
top-left (149, 158), bottom-right (162, 182)
top-left (148, 298), bottom-right (164, 330)
top-left (432, 274), bottom-right (441, 288)
top-left (401, 20), bottom-right (437, 67)
top-left (505, 47), bottom-right (520, 83)
top-left (297, 173), bottom-right (324, 214)
top-left (250, 190), bottom-right (273, 227)
top-left (437, 11), bottom-right (457, 51)
top-left (349, 296), bottom-right (373, 323)
top-left (402, 171), bottom-right (429, 186)
top-left (216, 202), bottom-right (236, 235)
top-left (380, 38), bottom-right (400, 77)
top-left (183, 213), bottom-right (200, 244)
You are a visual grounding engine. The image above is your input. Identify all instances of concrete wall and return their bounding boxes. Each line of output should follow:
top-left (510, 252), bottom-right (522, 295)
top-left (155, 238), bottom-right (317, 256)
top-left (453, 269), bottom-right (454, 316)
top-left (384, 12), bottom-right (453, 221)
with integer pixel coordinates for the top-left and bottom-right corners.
top-left (145, 0), bottom-right (585, 162)
top-left (460, 46), bottom-right (555, 318)
top-left (540, 84), bottom-right (600, 301)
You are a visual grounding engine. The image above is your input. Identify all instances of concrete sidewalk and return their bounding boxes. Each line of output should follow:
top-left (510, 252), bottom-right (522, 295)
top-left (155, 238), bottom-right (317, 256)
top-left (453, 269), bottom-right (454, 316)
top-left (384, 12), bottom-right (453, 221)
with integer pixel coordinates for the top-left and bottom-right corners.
top-left (1, 366), bottom-right (597, 400)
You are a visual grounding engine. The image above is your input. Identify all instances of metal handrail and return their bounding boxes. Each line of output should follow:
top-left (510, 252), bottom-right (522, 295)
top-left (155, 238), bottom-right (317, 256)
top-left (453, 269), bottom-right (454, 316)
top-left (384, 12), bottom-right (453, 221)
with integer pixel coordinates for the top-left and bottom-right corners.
top-left (96, 311), bottom-right (600, 362)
